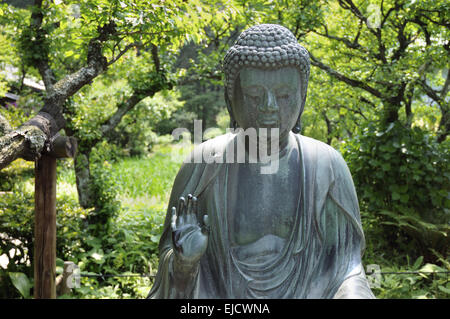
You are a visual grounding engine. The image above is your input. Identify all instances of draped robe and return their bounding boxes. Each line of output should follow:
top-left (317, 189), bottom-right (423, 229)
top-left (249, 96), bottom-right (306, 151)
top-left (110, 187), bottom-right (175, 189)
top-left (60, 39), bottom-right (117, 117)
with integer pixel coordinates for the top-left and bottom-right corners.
top-left (148, 132), bottom-right (375, 299)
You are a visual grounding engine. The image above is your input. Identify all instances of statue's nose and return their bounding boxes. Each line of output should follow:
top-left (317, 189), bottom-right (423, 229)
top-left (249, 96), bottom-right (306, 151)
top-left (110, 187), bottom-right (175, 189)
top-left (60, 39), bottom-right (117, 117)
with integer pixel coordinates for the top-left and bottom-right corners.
top-left (260, 91), bottom-right (278, 113)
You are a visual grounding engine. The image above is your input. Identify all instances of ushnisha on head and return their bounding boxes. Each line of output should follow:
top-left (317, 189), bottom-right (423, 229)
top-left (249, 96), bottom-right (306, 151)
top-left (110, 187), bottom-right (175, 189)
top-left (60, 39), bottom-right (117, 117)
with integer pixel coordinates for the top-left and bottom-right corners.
top-left (223, 24), bottom-right (310, 133)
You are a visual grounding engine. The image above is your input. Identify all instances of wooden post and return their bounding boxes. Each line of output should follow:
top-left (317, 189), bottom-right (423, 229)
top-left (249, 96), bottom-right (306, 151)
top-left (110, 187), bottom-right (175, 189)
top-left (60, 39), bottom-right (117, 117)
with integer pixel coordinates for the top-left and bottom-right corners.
top-left (34, 136), bottom-right (77, 299)
top-left (34, 154), bottom-right (57, 298)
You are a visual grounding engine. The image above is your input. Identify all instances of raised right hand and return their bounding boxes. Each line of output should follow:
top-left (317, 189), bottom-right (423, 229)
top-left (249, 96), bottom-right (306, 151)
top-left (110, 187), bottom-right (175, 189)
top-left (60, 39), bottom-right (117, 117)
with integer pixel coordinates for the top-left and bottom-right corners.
top-left (171, 194), bottom-right (209, 265)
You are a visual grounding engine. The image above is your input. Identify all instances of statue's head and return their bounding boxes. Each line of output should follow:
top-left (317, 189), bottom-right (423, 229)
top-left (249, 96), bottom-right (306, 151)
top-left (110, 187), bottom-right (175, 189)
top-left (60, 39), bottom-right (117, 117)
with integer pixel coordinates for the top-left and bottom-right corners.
top-left (223, 24), bottom-right (310, 135)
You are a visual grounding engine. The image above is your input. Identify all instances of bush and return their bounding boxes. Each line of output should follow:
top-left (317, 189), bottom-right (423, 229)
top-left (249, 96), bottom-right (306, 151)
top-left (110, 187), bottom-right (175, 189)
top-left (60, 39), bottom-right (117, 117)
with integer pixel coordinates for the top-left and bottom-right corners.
top-left (342, 121), bottom-right (449, 263)
top-left (0, 190), bottom-right (34, 298)
top-left (0, 185), bottom-right (91, 298)
top-left (370, 257), bottom-right (450, 299)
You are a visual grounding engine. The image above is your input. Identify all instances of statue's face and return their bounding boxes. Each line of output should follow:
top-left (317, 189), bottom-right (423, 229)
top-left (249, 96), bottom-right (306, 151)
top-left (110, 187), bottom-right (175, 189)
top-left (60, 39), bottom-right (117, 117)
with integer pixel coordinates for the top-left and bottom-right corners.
top-left (233, 66), bottom-right (302, 138)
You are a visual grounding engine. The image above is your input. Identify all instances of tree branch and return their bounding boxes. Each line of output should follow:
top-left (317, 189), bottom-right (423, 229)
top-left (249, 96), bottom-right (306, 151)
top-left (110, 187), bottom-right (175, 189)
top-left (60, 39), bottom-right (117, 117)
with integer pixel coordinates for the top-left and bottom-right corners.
top-left (309, 53), bottom-right (384, 99)
top-left (322, 110), bottom-right (333, 145)
top-left (441, 69), bottom-right (450, 99)
top-left (0, 20), bottom-right (119, 170)
top-left (151, 43), bottom-right (161, 73)
top-left (389, 21), bottom-right (407, 61)
top-left (107, 42), bottom-right (138, 67)
top-left (99, 93), bottom-right (143, 141)
top-left (380, 1), bottom-right (403, 28)
top-left (94, 45), bottom-right (169, 146)
top-left (338, 0), bottom-right (368, 23)
top-left (313, 23), bottom-right (367, 52)
top-left (420, 80), bottom-right (444, 106)
top-left (419, 12), bottom-right (450, 28)
top-left (337, 0), bottom-right (387, 62)
top-left (0, 125), bottom-right (46, 170)
top-left (420, 79), bottom-right (449, 142)
top-left (52, 22), bottom-right (116, 102)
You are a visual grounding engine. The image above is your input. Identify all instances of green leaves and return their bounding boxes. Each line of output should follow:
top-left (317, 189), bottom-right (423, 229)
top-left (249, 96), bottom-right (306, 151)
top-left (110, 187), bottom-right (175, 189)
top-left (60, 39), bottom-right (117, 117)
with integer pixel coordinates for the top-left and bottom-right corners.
top-left (342, 121), bottom-right (449, 262)
top-left (8, 272), bottom-right (32, 298)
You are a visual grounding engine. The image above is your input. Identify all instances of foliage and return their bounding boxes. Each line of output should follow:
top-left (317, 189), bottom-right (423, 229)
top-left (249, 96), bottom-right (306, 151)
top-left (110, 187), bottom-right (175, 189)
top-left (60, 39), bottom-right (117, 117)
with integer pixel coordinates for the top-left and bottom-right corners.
top-left (62, 142), bottom-right (189, 298)
top-left (83, 143), bottom-right (121, 237)
top-left (0, 186), bottom-right (34, 298)
top-left (238, 0), bottom-right (449, 143)
top-left (0, 140), bottom-right (191, 298)
top-left (8, 272), bottom-right (33, 298)
top-left (342, 121), bottom-right (450, 262)
top-left (369, 257), bottom-right (450, 299)
top-left (111, 90), bottom-right (184, 156)
top-left (165, 82), bottom-right (225, 136)
top-left (110, 149), bottom-right (184, 200)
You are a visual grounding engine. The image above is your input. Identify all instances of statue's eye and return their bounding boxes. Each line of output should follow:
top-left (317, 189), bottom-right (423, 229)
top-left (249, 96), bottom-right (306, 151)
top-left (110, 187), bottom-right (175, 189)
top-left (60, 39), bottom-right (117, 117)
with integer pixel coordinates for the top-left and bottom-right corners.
top-left (277, 94), bottom-right (289, 100)
top-left (245, 94), bottom-right (261, 104)
top-left (276, 88), bottom-right (291, 101)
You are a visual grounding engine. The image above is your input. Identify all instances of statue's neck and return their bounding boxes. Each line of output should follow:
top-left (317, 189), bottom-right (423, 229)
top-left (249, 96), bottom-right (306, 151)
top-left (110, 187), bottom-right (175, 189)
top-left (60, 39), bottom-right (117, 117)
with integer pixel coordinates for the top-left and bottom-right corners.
top-left (242, 131), bottom-right (293, 162)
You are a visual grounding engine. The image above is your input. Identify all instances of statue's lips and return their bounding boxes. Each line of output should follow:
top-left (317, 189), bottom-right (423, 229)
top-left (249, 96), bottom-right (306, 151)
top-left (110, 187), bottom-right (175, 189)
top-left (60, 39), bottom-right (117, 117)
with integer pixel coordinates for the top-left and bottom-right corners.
top-left (257, 117), bottom-right (279, 127)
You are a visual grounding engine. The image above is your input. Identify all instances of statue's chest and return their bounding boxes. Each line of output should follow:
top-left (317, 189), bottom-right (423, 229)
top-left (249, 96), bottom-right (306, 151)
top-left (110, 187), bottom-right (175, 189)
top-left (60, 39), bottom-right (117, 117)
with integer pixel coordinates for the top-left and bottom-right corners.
top-left (228, 155), bottom-right (300, 246)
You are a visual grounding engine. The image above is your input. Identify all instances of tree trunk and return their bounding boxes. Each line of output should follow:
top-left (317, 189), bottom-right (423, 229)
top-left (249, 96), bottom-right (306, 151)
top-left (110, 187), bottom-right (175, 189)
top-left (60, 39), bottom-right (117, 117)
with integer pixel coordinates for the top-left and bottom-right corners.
top-left (437, 104), bottom-right (449, 143)
top-left (74, 151), bottom-right (94, 209)
top-left (381, 103), bottom-right (400, 127)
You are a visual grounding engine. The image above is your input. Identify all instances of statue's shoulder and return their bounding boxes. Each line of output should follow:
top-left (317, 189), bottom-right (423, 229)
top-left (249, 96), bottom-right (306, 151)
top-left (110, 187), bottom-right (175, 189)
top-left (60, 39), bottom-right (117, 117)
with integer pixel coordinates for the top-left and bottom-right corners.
top-left (297, 134), bottom-right (346, 167)
top-left (184, 132), bottom-right (234, 164)
top-left (199, 132), bottom-right (234, 154)
top-left (172, 133), bottom-right (233, 196)
top-left (177, 132), bottom-right (233, 177)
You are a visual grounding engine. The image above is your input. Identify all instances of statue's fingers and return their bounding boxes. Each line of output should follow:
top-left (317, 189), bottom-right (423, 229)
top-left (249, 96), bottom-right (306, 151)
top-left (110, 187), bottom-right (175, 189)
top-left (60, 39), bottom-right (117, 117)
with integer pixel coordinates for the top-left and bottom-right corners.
top-left (171, 207), bottom-right (177, 246)
top-left (177, 196), bottom-right (186, 224)
top-left (191, 196), bottom-right (198, 223)
top-left (185, 194), bottom-right (195, 224)
top-left (201, 214), bottom-right (210, 235)
top-left (186, 194), bottom-right (193, 214)
top-left (203, 214), bottom-right (209, 226)
top-left (170, 207), bottom-right (177, 231)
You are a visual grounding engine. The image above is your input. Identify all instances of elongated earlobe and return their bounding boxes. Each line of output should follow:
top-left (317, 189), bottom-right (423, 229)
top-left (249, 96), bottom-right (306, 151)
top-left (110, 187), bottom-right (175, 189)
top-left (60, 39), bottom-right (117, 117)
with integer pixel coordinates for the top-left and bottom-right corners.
top-left (225, 87), bottom-right (238, 129)
top-left (292, 116), bottom-right (301, 134)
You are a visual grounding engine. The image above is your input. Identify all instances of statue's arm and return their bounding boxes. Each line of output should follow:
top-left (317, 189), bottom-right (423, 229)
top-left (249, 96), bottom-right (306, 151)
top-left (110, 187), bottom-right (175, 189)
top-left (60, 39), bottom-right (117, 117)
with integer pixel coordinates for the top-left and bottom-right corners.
top-left (326, 150), bottom-right (375, 299)
top-left (148, 161), bottom-right (203, 298)
top-left (333, 263), bottom-right (375, 299)
top-left (319, 195), bottom-right (375, 299)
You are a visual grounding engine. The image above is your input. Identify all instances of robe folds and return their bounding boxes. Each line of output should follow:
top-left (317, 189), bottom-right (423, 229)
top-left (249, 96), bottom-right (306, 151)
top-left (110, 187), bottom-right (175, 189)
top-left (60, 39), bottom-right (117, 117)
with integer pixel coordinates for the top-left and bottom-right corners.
top-left (148, 132), bottom-right (375, 299)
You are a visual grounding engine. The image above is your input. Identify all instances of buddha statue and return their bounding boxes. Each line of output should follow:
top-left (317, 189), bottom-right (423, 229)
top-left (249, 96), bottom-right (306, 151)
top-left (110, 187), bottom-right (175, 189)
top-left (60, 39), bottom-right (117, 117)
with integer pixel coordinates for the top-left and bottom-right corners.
top-left (148, 24), bottom-right (375, 299)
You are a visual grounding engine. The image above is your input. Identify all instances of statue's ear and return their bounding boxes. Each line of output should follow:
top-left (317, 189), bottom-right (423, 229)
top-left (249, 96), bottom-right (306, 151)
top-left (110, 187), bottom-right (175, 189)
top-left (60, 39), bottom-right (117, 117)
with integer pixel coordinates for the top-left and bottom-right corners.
top-left (292, 80), bottom-right (306, 134)
top-left (224, 87), bottom-right (237, 129)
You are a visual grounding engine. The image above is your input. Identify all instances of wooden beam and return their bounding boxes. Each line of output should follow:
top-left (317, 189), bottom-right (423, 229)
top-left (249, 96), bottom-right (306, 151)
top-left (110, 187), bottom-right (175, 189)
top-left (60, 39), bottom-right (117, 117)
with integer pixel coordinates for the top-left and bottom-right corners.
top-left (48, 135), bottom-right (78, 158)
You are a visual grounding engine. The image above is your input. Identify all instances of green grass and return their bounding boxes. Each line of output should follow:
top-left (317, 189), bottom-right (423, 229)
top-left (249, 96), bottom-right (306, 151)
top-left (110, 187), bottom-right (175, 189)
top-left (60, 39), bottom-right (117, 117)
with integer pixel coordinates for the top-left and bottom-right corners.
top-left (111, 154), bottom-right (178, 201)
top-left (110, 143), bottom-right (191, 211)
